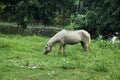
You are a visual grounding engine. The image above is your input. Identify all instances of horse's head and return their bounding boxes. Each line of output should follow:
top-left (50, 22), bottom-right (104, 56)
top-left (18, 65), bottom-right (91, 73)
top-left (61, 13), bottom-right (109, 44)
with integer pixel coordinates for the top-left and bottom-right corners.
top-left (43, 43), bottom-right (52, 55)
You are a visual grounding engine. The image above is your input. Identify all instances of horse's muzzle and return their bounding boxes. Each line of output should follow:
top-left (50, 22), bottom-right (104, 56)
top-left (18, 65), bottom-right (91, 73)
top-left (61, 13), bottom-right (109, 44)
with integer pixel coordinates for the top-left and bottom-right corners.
top-left (43, 50), bottom-right (48, 55)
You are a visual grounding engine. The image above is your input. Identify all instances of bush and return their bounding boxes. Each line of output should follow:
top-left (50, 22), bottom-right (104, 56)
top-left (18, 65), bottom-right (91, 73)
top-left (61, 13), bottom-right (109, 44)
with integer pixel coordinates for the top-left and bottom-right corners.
top-left (99, 41), bottom-right (120, 50)
top-left (70, 14), bottom-right (87, 29)
top-left (68, 13), bottom-right (100, 38)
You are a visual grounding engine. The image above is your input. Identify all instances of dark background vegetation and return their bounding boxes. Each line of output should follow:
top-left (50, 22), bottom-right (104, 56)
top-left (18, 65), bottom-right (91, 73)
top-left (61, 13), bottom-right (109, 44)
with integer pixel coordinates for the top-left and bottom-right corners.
top-left (0, 0), bottom-right (120, 38)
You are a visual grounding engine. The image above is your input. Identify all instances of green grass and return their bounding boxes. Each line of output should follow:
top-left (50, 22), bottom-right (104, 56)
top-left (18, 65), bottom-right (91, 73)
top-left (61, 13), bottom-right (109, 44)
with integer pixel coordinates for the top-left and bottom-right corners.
top-left (0, 33), bottom-right (120, 80)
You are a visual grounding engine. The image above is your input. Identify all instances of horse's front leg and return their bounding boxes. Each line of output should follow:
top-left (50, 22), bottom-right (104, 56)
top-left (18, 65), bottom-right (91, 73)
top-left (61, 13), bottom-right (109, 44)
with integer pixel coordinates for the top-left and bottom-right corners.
top-left (63, 44), bottom-right (66, 54)
top-left (58, 44), bottom-right (63, 54)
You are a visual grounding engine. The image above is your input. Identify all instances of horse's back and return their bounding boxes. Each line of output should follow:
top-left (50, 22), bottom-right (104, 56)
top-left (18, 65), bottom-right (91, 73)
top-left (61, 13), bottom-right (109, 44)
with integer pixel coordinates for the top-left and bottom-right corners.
top-left (70, 30), bottom-right (90, 43)
top-left (50, 29), bottom-right (90, 44)
top-left (63, 30), bottom-right (83, 44)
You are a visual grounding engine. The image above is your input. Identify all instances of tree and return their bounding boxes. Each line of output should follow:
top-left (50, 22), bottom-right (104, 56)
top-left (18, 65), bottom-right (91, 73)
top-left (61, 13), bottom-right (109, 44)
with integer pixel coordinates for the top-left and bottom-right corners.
top-left (0, 0), bottom-right (77, 29)
top-left (73, 0), bottom-right (120, 38)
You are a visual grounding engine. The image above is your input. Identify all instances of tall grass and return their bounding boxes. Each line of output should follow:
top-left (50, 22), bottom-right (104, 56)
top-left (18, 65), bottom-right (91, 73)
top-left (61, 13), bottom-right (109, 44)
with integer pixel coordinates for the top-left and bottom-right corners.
top-left (0, 33), bottom-right (120, 80)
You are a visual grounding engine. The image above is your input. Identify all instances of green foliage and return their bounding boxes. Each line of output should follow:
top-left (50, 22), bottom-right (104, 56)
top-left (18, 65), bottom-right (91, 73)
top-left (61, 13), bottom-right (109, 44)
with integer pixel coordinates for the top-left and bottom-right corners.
top-left (96, 35), bottom-right (120, 50)
top-left (0, 33), bottom-right (120, 80)
top-left (68, 13), bottom-right (100, 38)
top-left (81, 0), bottom-right (120, 37)
top-left (93, 62), bottom-right (108, 72)
top-left (71, 14), bottom-right (87, 28)
top-left (0, 0), bottom-right (120, 38)
top-left (66, 0), bottom-right (120, 38)
top-left (0, 0), bottom-right (77, 28)
top-left (16, 0), bottom-right (40, 29)
top-left (99, 40), bottom-right (120, 50)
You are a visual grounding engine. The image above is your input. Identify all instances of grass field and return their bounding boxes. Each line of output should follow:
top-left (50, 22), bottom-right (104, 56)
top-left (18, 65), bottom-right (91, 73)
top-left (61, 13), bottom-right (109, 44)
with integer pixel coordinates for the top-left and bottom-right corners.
top-left (0, 33), bottom-right (120, 80)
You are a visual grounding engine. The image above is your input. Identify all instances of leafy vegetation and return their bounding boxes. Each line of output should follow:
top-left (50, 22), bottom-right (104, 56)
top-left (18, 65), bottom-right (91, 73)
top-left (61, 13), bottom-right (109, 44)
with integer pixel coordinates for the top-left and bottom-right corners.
top-left (0, 0), bottom-right (120, 38)
top-left (71, 0), bottom-right (120, 38)
top-left (0, 33), bottom-right (120, 80)
top-left (0, 0), bottom-right (120, 79)
top-left (0, 0), bottom-right (77, 28)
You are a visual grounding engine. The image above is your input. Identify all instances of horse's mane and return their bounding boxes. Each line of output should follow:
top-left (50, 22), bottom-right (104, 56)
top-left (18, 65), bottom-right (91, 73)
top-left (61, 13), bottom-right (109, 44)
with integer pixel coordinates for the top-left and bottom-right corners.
top-left (47, 29), bottom-right (66, 46)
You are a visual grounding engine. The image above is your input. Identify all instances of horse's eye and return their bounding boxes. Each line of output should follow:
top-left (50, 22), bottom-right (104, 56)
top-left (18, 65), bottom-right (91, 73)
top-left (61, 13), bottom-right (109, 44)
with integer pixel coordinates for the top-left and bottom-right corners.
top-left (45, 46), bottom-right (48, 48)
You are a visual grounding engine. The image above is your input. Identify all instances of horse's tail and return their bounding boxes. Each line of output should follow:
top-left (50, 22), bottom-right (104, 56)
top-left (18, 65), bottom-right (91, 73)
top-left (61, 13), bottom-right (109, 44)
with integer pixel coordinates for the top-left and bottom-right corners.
top-left (87, 31), bottom-right (91, 51)
top-left (88, 34), bottom-right (91, 44)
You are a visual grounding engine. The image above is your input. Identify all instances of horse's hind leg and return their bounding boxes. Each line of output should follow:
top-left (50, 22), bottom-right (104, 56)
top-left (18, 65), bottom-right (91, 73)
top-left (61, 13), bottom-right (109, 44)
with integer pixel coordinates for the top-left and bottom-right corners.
top-left (80, 41), bottom-right (88, 51)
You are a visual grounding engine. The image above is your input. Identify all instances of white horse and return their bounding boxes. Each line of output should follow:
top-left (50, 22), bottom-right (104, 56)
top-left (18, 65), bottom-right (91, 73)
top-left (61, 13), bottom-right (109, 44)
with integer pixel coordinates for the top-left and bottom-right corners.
top-left (43, 29), bottom-right (91, 55)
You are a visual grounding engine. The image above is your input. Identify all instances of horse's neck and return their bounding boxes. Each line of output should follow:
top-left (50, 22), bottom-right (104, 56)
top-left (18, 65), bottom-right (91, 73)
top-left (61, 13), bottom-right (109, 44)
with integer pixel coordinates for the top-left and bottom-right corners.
top-left (48, 36), bottom-right (58, 46)
top-left (48, 30), bottom-right (65, 46)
